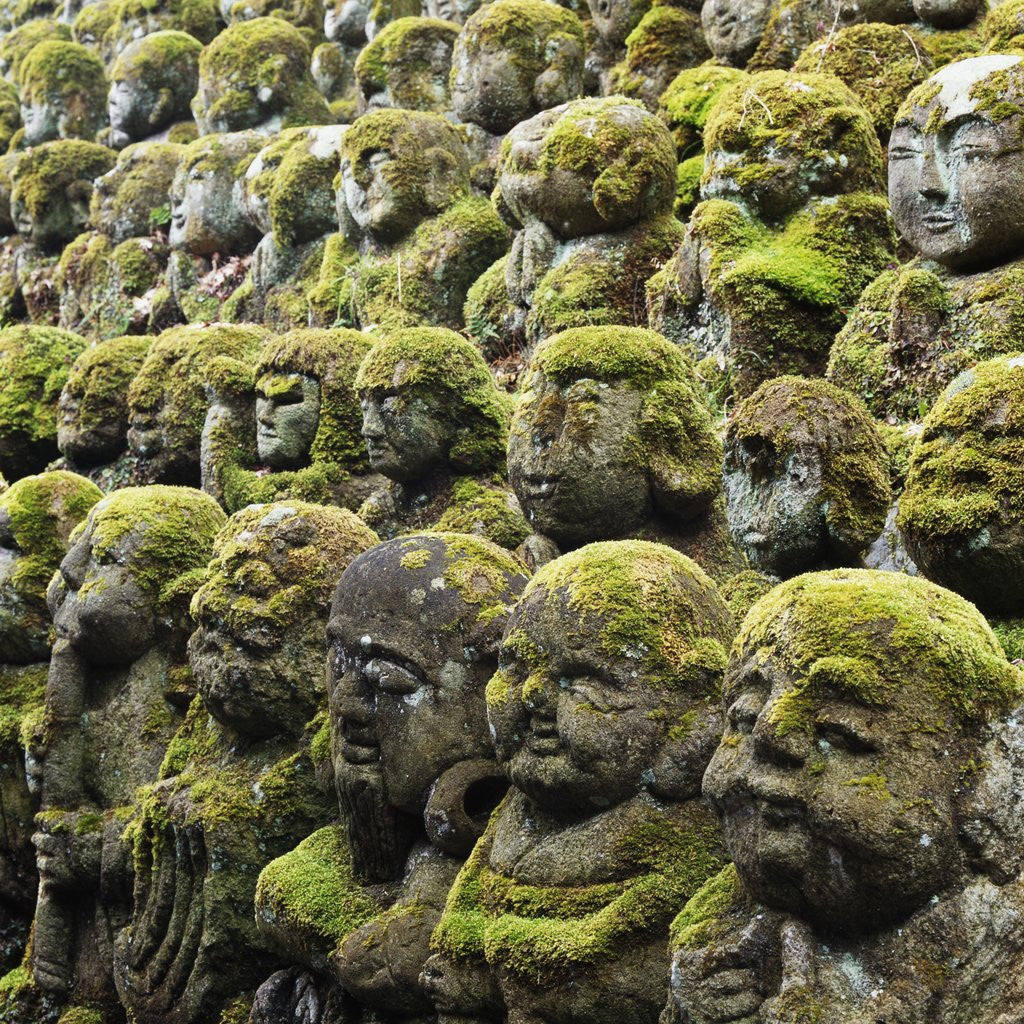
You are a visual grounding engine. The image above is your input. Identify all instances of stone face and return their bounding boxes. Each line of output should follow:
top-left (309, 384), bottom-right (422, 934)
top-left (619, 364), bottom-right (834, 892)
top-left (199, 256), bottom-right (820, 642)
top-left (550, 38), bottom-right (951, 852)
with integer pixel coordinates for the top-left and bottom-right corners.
top-left (667, 569), bottom-right (1024, 1024)
top-left (701, 0), bottom-right (772, 67)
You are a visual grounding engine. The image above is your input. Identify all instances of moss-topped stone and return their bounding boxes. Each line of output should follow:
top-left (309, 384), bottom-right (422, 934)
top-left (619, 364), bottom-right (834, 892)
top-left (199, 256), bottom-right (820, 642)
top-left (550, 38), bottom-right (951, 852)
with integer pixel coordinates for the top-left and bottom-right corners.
top-left (17, 39), bottom-right (106, 145)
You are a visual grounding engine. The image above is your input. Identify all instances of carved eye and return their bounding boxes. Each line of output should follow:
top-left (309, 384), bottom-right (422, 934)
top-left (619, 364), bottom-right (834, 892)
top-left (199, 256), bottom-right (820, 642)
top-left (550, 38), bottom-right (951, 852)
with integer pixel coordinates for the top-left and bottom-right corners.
top-left (365, 657), bottom-right (425, 696)
top-left (814, 719), bottom-right (877, 755)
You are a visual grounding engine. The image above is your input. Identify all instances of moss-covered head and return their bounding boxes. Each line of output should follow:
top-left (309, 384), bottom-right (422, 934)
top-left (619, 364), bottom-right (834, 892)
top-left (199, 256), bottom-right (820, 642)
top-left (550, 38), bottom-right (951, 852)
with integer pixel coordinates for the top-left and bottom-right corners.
top-left (58, 336), bottom-right (152, 468)
top-left (339, 108), bottom-right (470, 242)
top-left (724, 376), bottom-right (891, 577)
top-left (190, 500), bottom-right (379, 737)
top-left (17, 39), bottom-right (106, 145)
top-left (702, 69), bottom-right (884, 222)
top-left (509, 326), bottom-right (722, 547)
top-left (708, 568), bottom-right (1024, 931)
top-left (449, 0), bottom-right (585, 134)
top-left (193, 17), bottom-right (331, 134)
top-left (488, 539), bottom-right (735, 810)
top-left (898, 353), bottom-right (1024, 612)
top-left (496, 94), bottom-right (677, 237)
top-left (0, 470), bottom-right (101, 663)
top-left (254, 327), bottom-right (374, 470)
top-left (356, 327), bottom-right (508, 480)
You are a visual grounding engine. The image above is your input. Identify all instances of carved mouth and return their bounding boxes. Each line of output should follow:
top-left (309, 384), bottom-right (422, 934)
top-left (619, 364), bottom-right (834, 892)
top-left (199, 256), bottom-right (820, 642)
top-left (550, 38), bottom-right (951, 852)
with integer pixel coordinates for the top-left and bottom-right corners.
top-left (341, 721), bottom-right (380, 764)
top-left (921, 213), bottom-right (956, 232)
top-left (526, 714), bottom-right (561, 755)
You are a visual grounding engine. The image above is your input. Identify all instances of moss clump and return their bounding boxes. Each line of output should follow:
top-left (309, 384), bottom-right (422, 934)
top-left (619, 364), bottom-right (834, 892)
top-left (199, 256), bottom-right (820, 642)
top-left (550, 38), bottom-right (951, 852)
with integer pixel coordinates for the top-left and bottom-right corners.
top-left (501, 541), bottom-right (734, 692)
top-left (305, 232), bottom-right (361, 327)
top-left (457, 0), bottom-right (583, 65)
top-left (356, 328), bottom-right (510, 474)
top-left (736, 569), bottom-right (1023, 738)
top-left (352, 196), bottom-right (510, 332)
top-left (668, 863), bottom-right (743, 950)
top-left (356, 17), bottom-right (460, 111)
top-left (0, 326), bottom-right (87, 476)
top-left (524, 325), bottom-right (722, 514)
top-left (17, 40), bottom-right (107, 139)
top-left (718, 569), bottom-right (776, 624)
top-left (727, 376), bottom-right (891, 553)
top-left (658, 63), bottom-right (747, 159)
top-left (263, 128), bottom-right (341, 247)
top-left (793, 24), bottom-right (933, 141)
top-left (194, 17), bottom-right (331, 132)
top-left (83, 484), bottom-right (225, 601)
top-left (984, 0), bottom-right (1024, 52)
top-left (109, 27), bottom-right (201, 81)
top-left (433, 795), bottom-right (723, 979)
top-left (607, 6), bottom-right (709, 111)
top-left (433, 477), bottom-right (530, 550)
top-left (72, 1), bottom-right (117, 48)
top-left (56, 1008), bottom-right (104, 1024)
top-left (88, 141), bottom-right (183, 242)
top-left (255, 825), bottom-right (380, 947)
top-left (100, 0), bottom-right (218, 60)
top-left (0, 19), bottom-right (70, 81)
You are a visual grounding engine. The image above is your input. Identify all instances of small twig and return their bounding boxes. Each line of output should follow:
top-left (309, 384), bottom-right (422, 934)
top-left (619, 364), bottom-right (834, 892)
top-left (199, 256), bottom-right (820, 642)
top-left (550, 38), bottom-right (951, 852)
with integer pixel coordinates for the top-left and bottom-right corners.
top-left (901, 28), bottom-right (923, 68)
top-left (739, 89), bottom-right (774, 128)
top-left (816, 9), bottom-right (842, 72)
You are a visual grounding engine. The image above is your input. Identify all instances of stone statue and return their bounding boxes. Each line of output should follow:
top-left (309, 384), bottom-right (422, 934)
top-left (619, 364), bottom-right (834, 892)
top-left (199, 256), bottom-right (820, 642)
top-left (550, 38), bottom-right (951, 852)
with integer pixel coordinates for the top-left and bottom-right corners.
top-left (648, 69), bottom-right (895, 398)
top-left (32, 486), bottom-right (225, 1009)
top-left (127, 322), bottom-right (269, 486)
top-left (666, 569), bottom-right (1024, 1024)
top-left (508, 326), bottom-right (744, 578)
top-left (899, 353), bottom-right (1024, 615)
top-left (251, 531), bottom-right (527, 1023)
top-left (200, 327), bottom-right (383, 512)
top-left (57, 336), bottom-right (152, 488)
top-left (17, 39), bottom-right (105, 145)
top-left (106, 30), bottom-right (201, 149)
top-left (723, 376), bottom-right (892, 578)
top-left (310, 109), bottom-right (508, 332)
top-left (467, 95), bottom-right (682, 354)
top-left (354, 15), bottom-right (459, 113)
top-left (830, 56), bottom-right (1024, 421)
top-left (112, 501), bottom-right (377, 1024)
top-left (0, 472), bottom-right (101, 973)
top-left (96, 0), bottom-right (218, 66)
top-left (192, 17), bottom-right (331, 135)
top-left (355, 327), bottom-right (529, 550)
top-left (701, 0), bottom-right (772, 67)
top-left (427, 540), bottom-right (734, 1024)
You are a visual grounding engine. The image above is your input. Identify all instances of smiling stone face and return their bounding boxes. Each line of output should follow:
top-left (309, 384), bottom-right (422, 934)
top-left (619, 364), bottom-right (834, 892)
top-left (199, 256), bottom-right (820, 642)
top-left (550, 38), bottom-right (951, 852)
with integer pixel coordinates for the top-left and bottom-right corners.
top-left (705, 569), bottom-right (1022, 933)
top-left (889, 56), bottom-right (1024, 271)
top-left (486, 540), bottom-right (733, 813)
top-left (327, 533), bottom-right (526, 878)
top-left (701, 0), bottom-right (772, 67)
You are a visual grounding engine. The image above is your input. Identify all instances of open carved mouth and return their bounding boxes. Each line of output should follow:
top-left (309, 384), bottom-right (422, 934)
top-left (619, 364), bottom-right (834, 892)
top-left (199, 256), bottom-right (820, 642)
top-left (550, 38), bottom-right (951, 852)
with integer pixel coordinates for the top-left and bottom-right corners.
top-left (921, 212), bottom-right (956, 232)
top-left (341, 721), bottom-right (380, 764)
top-left (523, 475), bottom-right (561, 500)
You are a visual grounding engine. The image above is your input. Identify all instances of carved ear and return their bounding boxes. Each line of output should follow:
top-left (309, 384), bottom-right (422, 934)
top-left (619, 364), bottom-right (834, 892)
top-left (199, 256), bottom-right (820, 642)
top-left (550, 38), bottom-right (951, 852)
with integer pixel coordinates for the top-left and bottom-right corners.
top-left (150, 87), bottom-right (175, 128)
top-left (532, 32), bottom-right (583, 110)
top-left (957, 702), bottom-right (1024, 883)
top-left (424, 759), bottom-right (508, 856)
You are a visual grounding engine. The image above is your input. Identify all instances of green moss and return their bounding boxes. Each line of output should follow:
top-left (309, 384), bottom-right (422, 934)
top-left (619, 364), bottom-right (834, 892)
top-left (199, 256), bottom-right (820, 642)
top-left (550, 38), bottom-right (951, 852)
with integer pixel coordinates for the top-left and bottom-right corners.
top-left (735, 569), bottom-right (1023, 737)
top-left (216, 996), bottom-right (253, 1024)
top-left (793, 24), bottom-right (932, 141)
top-left (101, 0), bottom-right (218, 58)
top-left (718, 569), bottom-right (776, 625)
top-left (0, 663), bottom-right (46, 749)
top-left (659, 63), bottom-right (748, 159)
top-left (73, 0), bottom-right (117, 48)
top-left (255, 825), bottom-right (379, 946)
top-left (433, 476), bottom-right (530, 550)
top-left (898, 354), bottom-right (1024, 541)
top-left (356, 17), bottom-right (459, 111)
top-left (984, 0), bottom-right (1024, 51)
top-left (0, 325), bottom-right (87, 450)
top-left (196, 16), bottom-right (330, 131)
top-left (356, 327), bottom-right (509, 474)
top-left (668, 863), bottom-right (742, 950)
top-left (109, 27), bottom-right (201, 82)
top-left (17, 39), bottom-right (106, 115)
top-left (56, 1007), bottom-right (103, 1024)
top-left (434, 796), bottom-right (723, 979)
top-left (83, 484), bottom-right (225, 601)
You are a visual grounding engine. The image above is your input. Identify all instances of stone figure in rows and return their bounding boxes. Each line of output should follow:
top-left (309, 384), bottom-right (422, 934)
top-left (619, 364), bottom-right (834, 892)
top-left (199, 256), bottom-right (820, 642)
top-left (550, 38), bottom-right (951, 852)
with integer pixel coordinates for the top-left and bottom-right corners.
top-left (426, 540), bottom-right (734, 1024)
top-left (31, 486), bottom-right (225, 1011)
top-left (200, 327), bottom-right (382, 512)
top-left (0, 472), bottom-right (101, 973)
top-left (666, 569), bottom-right (1024, 1024)
top-left (355, 328), bottom-right (529, 551)
top-left (127, 322), bottom-right (268, 486)
top-left (251, 531), bottom-right (527, 1024)
top-left (308, 109), bottom-right (508, 332)
top-left (830, 55), bottom-right (1024, 421)
top-left (106, 30), bottom-right (201, 149)
top-left (113, 501), bottom-right (377, 1024)
top-left (467, 95), bottom-right (682, 353)
top-left (723, 376), bottom-right (892, 578)
top-left (508, 326), bottom-right (744, 578)
top-left (648, 69), bottom-right (895, 399)
top-left (17, 39), bottom-right (105, 145)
